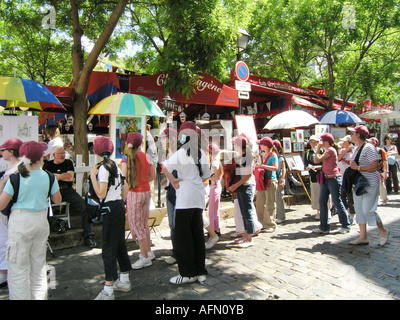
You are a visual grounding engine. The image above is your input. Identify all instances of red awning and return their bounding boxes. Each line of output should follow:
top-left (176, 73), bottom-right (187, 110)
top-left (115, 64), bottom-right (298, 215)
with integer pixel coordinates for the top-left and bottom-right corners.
top-left (129, 73), bottom-right (239, 108)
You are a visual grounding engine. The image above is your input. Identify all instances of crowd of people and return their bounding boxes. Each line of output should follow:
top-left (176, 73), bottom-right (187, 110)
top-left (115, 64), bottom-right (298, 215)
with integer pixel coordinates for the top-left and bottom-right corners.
top-left (0, 121), bottom-right (398, 299)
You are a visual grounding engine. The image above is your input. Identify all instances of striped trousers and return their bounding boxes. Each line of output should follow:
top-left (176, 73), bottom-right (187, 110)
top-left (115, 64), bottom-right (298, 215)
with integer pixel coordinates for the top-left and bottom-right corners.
top-left (126, 190), bottom-right (151, 241)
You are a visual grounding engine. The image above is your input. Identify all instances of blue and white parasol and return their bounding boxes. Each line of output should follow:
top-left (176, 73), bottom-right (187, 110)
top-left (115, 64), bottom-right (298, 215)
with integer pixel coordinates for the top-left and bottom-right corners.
top-left (318, 110), bottom-right (363, 125)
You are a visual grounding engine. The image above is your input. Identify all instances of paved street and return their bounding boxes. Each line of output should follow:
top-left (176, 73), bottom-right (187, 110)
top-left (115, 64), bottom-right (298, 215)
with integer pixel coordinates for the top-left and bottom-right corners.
top-left (1, 194), bottom-right (400, 301)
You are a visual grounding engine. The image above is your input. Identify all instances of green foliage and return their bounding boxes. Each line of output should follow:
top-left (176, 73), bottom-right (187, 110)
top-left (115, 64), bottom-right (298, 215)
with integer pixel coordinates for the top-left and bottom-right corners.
top-left (0, 0), bottom-right (72, 84)
top-left (247, 0), bottom-right (400, 108)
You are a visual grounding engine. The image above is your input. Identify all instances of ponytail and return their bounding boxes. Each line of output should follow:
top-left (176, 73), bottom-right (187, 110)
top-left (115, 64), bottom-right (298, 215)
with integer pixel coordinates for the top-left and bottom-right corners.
top-left (100, 152), bottom-right (118, 185)
top-left (17, 162), bottom-right (30, 178)
top-left (126, 147), bottom-right (142, 189)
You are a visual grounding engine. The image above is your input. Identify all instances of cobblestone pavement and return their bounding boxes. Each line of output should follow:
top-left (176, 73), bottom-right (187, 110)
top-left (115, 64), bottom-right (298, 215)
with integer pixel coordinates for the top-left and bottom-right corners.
top-left (1, 194), bottom-right (400, 301)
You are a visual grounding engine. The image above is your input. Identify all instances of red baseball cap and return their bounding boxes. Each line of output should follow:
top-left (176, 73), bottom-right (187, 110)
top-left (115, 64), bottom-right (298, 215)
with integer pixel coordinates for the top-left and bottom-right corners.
top-left (368, 137), bottom-right (379, 145)
top-left (320, 133), bottom-right (334, 144)
top-left (19, 141), bottom-right (48, 163)
top-left (208, 143), bottom-right (220, 155)
top-left (348, 125), bottom-right (369, 137)
top-left (257, 136), bottom-right (274, 148)
top-left (232, 135), bottom-right (248, 149)
top-left (93, 136), bottom-right (114, 156)
top-left (0, 138), bottom-right (23, 151)
top-left (127, 132), bottom-right (143, 148)
top-left (273, 139), bottom-right (282, 150)
top-left (178, 121), bottom-right (197, 136)
top-left (157, 128), bottom-right (177, 138)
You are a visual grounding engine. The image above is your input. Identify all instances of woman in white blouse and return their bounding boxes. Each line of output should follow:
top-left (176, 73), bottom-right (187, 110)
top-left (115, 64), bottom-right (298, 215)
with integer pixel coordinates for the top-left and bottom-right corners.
top-left (163, 121), bottom-right (211, 285)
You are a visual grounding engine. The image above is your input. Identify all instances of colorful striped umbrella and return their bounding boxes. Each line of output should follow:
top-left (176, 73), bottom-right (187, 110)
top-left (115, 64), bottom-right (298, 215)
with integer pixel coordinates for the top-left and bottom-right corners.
top-left (318, 110), bottom-right (363, 124)
top-left (88, 93), bottom-right (165, 117)
top-left (0, 77), bottom-right (64, 111)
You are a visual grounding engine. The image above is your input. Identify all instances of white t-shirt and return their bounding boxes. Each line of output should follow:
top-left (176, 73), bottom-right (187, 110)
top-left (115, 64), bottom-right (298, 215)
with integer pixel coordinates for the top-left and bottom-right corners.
top-left (163, 148), bottom-right (211, 210)
top-left (97, 164), bottom-right (123, 202)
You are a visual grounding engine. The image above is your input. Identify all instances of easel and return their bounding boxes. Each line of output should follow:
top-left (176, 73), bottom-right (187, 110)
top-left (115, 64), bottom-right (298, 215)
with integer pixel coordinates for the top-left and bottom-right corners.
top-left (284, 154), bottom-right (311, 202)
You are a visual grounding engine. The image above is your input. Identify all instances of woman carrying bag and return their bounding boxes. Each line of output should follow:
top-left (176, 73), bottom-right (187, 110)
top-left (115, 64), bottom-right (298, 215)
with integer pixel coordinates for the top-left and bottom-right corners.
top-left (313, 133), bottom-right (351, 235)
top-left (0, 141), bottom-right (61, 300)
top-left (91, 136), bottom-right (131, 300)
top-left (255, 136), bottom-right (278, 233)
top-left (348, 126), bottom-right (389, 246)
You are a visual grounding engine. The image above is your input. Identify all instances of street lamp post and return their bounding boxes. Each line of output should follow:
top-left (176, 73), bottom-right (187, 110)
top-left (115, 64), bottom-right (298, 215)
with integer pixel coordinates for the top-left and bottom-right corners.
top-left (237, 28), bottom-right (250, 61)
top-left (156, 94), bottom-right (176, 208)
top-left (237, 28), bottom-right (250, 114)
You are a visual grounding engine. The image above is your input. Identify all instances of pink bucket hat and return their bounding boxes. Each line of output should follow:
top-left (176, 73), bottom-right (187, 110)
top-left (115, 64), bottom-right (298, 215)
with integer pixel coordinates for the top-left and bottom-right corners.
top-left (19, 141), bottom-right (48, 163)
top-left (126, 132), bottom-right (143, 148)
top-left (0, 138), bottom-right (23, 151)
top-left (93, 136), bottom-right (114, 156)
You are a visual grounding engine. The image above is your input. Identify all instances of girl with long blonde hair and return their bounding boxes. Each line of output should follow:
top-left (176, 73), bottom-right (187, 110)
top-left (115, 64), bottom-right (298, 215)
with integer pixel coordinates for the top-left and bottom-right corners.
top-left (121, 132), bottom-right (156, 269)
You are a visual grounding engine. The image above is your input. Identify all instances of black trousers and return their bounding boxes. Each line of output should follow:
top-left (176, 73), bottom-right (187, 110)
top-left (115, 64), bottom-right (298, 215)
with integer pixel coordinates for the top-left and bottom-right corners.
top-left (174, 208), bottom-right (207, 278)
top-left (60, 187), bottom-right (93, 238)
top-left (386, 164), bottom-right (399, 193)
top-left (101, 200), bottom-right (132, 282)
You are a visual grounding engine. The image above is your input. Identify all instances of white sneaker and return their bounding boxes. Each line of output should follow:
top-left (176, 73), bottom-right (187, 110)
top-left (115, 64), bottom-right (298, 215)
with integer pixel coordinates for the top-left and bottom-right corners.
top-left (94, 290), bottom-right (114, 300)
top-left (312, 228), bottom-right (329, 234)
top-left (113, 279), bottom-right (131, 292)
top-left (131, 256), bottom-right (152, 269)
top-left (338, 227), bottom-right (351, 234)
top-left (169, 275), bottom-right (197, 285)
top-left (205, 235), bottom-right (219, 249)
top-left (197, 275), bottom-right (207, 283)
top-left (140, 251), bottom-right (155, 260)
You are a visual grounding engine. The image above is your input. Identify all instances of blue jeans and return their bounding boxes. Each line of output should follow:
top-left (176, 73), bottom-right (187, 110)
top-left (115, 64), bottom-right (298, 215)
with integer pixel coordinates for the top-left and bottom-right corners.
top-left (319, 176), bottom-right (350, 232)
top-left (236, 184), bottom-right (256, 234)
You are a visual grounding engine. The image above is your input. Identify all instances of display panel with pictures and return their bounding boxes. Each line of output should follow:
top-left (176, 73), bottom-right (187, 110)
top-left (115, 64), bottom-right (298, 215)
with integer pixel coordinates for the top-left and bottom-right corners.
top-left (109, 115), bottom-right (146, 159)
top-left (285, 154), bottom-right (305, 171)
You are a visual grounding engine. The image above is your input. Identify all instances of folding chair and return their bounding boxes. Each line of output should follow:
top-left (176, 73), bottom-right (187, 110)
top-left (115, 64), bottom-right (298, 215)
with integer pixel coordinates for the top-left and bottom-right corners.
top-left (50, 202), bottom-right (71, 229)
top-left (125, 208), bottom-right (167, 240)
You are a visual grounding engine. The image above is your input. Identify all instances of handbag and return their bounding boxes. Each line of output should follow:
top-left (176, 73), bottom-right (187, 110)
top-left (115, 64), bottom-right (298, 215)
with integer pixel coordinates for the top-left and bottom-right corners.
top-left (223, 160), bottom-right (242, 193)
top-left (316, 170), bottom-right (325, 184)
top-left (255, 153), bottom-right (273, 191)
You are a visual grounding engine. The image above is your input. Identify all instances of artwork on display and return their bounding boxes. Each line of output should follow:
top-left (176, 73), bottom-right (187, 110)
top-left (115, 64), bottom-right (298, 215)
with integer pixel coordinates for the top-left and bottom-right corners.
top-left (283, 137), bottom-right (292, 154)
top-left (285, 154), bottom-right (305, 171)
top-left (296, 129), bottom-right (304, 143)
top-left (315, 125), bottom-right (330, 136)
top-left (0, 115), bottom-right (38, 145)
top-left (110, 115), bottom-right (146, 160)
top-left (293, 142), bottom-right (299, 152)
top-left (290, 131), bottom-right (297, 142)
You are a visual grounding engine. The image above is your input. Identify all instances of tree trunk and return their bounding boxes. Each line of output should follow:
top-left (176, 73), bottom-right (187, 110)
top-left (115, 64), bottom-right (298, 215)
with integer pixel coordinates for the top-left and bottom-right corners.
top-left (70, 0), bottom-right (129, 166)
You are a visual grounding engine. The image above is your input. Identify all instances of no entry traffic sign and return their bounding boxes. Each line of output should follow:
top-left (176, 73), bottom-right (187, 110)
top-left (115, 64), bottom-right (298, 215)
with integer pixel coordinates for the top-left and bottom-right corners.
top-left (235, 61), bottom-right (250, 82)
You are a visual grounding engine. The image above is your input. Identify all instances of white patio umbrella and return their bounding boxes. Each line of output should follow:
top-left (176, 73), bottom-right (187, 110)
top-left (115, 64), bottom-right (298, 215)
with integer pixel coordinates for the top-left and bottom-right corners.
top-left (264, 110), bottom-right (319, 130)
top-left (360, 109), bottom-right (400, 120)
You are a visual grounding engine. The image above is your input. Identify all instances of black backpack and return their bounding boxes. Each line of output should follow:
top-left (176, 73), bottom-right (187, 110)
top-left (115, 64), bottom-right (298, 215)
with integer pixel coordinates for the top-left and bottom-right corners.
top-left (1, 171), bottom-right (55, 217)
top-left (85, 162), bottom-right (124, 224)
